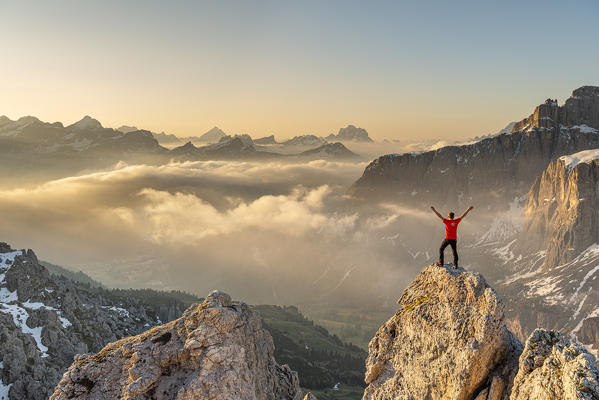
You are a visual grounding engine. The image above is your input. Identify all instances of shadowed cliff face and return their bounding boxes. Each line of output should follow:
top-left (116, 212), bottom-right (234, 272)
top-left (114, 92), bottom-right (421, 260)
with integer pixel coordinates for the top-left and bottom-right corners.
top-left (0, 243), bottom-right (188, 400)
top-left (349, 86), bottom-right (599, 209)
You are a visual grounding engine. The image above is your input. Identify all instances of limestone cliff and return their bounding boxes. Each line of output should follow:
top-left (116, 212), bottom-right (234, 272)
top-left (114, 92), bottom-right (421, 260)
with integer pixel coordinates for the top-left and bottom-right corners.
top-left (51, 291), bottom-right (302, 400)
top-left (523, 150), bottom-right (599, 268)
top-left (349, 86), bottom-right (599, 207)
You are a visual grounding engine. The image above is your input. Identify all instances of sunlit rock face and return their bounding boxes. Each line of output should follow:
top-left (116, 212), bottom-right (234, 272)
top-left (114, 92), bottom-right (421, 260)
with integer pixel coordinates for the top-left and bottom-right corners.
top-left (349, 86), bottom-right (599, 208)
top-left (523, 152), bottom-right (599, 269)
top-left (362, 264), bottom-right (599, 400)
top-left (50, 291), bottom-right (302, 400)
top-left (362, 264), bottom-right (522, 400)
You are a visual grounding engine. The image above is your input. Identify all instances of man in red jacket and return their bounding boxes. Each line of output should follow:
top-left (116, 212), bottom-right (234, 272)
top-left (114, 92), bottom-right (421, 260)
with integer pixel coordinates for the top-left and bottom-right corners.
top-left (430, 205), bottom-right (473, 269)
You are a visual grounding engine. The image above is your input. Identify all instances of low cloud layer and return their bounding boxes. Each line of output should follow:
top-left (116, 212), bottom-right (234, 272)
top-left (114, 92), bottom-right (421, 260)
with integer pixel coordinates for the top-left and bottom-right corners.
top-left (0, 159), bottom-right (443, 308)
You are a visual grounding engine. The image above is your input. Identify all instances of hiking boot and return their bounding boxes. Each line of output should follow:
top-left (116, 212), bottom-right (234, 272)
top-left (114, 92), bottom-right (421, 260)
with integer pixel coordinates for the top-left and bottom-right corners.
top-left (452, 264), bottom-right (458, 269)
top-left (435, 262), bottom-right (443, 267)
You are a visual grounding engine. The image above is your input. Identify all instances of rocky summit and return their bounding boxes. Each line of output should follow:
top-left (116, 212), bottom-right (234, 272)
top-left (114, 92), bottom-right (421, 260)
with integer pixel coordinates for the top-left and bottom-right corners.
top-left (51, 290), bottom-right (302, 400)
top-left (363, 264), bottom-right (522, 400)
top-left (362, 264), bottom-right (599, 400)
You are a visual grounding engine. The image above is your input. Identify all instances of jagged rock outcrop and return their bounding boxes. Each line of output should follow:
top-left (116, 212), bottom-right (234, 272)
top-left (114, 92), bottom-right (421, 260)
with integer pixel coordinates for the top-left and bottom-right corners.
top-left (510, 329), bottom-right (599, 399)
top-left (512, 86), bottom-right (599, 133)
top-left (51, 290), bottom-right (302, 400)
top-left (363, 264), bottom-right (522, 400)
top-left (523, 150), bottom-right (599, 268)
top-left (349, 86), bottom-right (599, 208)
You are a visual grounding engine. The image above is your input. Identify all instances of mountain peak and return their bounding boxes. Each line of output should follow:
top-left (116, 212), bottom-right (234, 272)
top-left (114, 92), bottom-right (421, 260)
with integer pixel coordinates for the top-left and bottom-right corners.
top-left (68, 115), bottom-right (103, 130)
top-left (334, 125), bottom-right (373, 142)
top-left (199, 126), bottom-right (227, 142)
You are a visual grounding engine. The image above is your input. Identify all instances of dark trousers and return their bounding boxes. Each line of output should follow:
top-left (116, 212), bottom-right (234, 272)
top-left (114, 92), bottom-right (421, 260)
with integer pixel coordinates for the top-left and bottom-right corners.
top-left (439, 238), bottom-right (458, 266)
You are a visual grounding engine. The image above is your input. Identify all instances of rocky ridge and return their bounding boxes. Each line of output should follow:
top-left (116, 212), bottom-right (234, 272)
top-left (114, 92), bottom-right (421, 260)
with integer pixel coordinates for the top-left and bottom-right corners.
top-left (512, 86), bottom-right (599, 133)
top-left (51, 290), bottom-right (302, 400)
top-left (349, 86), bottom-right (599, 208)
top-left (297, 142), bottom-right (359, 159)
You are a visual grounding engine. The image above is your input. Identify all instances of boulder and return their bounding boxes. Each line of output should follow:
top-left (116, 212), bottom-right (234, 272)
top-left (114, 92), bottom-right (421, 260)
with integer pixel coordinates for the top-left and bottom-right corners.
top-left (50, 290), bottom-right (302, 400)
top-left (510, 329), bottom-right (599, 400)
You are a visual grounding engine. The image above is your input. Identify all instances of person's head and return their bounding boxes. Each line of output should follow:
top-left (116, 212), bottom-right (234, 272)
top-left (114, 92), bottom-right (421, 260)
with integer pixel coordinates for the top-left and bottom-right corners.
top-left (448, 212), bottom-right (455, 219)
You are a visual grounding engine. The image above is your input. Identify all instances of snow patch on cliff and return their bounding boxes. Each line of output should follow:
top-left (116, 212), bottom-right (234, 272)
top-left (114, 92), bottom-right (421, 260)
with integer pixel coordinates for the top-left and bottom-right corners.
top-left (560, 149), bottom-right (599, 171)
top-left (0, 303), bottom-right (49, 357)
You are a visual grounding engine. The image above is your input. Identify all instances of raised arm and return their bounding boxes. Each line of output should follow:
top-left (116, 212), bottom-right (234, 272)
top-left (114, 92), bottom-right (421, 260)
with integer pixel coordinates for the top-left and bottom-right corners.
top-left (460, 205), bottom-right (474, 219)
top-left (430, 206), bottom-right (444, 220)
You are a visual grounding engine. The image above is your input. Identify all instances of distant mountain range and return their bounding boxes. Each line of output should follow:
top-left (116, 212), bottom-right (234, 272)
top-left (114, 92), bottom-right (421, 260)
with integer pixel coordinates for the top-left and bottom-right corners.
top-left (0, 116), bottom-right (362, 182)
top-left (118, 124), bottom-right (375, 146)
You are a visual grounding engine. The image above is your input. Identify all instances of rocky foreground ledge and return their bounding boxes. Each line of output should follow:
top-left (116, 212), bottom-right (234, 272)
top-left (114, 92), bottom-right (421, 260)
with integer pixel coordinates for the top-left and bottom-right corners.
top-left (50, 264), bottom-right (599, 400)
top-left (363, 264), bottom-right (599, 400)
top-left (50, 291), bottom-right (303, 400)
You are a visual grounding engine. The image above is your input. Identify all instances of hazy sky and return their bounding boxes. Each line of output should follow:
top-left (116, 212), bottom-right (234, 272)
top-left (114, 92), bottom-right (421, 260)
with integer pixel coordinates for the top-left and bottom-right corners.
top-left (1, 0), bottom-right (598, 140)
